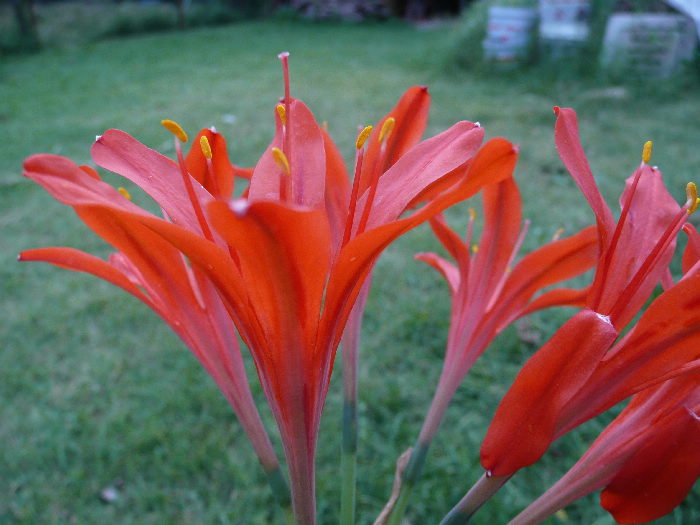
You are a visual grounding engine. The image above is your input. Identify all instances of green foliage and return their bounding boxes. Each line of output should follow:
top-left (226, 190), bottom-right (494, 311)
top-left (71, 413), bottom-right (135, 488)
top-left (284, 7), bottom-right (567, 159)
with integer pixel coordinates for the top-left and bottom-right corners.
top-left (1, 18), bottom-right (699, 525)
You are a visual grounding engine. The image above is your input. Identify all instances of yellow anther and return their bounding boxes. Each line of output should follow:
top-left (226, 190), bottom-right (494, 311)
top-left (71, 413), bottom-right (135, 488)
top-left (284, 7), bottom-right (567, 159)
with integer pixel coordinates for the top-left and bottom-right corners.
top-left (642, 140), bottom-right (653, 164)
top-left (468, 208), bottom-right (477, 221)
top-left (356, 125), bottom-right (373, 150)
top-left (118, 187), bottom-right (131, 200)
top-left (200, 135), bottom-right (212, 159)
top-left (553, 227), bottom-right (564, 241)
top-left (161, 119), bottom-right (188, 143)
top-left (472, 244), bottom-right (479, 254)
top-left (272, 147), bottom-right (290, 175)
top-left (276, 104), bottom-right (286, 125)
top-left (687, 182), bottom-right (699, 214)
top-left (378, 117), bottom-right (395, 143)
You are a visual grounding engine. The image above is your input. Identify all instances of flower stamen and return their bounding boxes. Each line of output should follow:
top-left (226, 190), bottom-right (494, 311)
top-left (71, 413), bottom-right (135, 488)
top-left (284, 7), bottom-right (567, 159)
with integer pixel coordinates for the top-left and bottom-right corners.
top-left (272, 147), bottom-right (291, 176)
top-left (118, 187), bottom-right (131, 200)
top-left (161, 119), bottom-right (188, 143)
top-left (642, 140), bottom-right (653, 164)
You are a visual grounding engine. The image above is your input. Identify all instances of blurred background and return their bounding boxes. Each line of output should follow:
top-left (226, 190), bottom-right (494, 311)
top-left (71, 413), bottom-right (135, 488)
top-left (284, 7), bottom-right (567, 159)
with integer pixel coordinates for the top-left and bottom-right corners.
top-left (1, 1), bottom-right (699, 524)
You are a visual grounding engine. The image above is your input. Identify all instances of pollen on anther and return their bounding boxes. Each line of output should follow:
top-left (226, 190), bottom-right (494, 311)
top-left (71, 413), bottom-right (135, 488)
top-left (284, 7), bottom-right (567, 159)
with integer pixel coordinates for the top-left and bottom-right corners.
top-left (378, 117), bottom-right (395, 143)
top-left (200, 135), bottom-right (213, 159)
top-left (272, 147), bottom-right (290, 175)
top-left (687, 182), bottom-right (700, 214)
top-left (118, 187), bottom-right (132, 200)
top-left (468, 208), bottom-right (477, 221)
top-left (161, 119), bottom-right (188, 143)
top-left (642, 140), bottom-right (653, 164)
top-left (276, 104), bottom-right (286, 125)
top-left (356, 125), bottom-right (373, 150)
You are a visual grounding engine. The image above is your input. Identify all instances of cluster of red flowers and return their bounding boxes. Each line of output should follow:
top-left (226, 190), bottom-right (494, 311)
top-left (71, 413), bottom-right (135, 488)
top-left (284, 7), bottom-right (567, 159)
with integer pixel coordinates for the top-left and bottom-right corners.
top-left (20, 56), bottom-right (699, 525)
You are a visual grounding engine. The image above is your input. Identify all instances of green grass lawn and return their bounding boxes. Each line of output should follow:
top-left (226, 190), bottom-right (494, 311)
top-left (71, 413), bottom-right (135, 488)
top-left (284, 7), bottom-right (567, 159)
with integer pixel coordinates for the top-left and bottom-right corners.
top-left (2, 13), bottom-right (700, 525)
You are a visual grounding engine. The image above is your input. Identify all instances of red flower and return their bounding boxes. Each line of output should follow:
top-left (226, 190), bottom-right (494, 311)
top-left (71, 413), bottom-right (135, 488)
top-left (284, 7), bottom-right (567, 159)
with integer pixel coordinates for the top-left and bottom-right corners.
top-left (21, 56), bottom-right (519, 524)
top-left (480, 107), bottom-right (700, 477)
top-left (18, 130), bottom-right (280, 475)
top-left (508, 374), bottom-right (700, 525)
top-left (413, 176), bottom-right (598, 446)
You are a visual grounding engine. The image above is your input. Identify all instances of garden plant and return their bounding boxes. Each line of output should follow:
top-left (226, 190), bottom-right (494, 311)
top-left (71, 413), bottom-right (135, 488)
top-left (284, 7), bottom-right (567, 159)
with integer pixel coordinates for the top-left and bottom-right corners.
top-left (15, 45), bottom-right (700, 524)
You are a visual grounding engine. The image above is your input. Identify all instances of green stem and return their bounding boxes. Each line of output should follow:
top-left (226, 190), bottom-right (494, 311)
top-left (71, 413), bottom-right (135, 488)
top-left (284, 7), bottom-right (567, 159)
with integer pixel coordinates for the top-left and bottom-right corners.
top-left (340, 399), bottom-right (357, 525)
top-left (438, 472), bottom-right (511, 525)
top-left (266, 466), bottom-right (295, 525)
top-left (385, 441), bottom-right (430, 525)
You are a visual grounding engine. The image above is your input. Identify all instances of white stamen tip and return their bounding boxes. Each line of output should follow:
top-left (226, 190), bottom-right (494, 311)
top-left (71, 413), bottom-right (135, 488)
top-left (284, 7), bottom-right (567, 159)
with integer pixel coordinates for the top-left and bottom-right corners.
top-left (209, 126), bottom-right (217, 133)
top-left (95, 135), bottom-right (102, 142)
top-left (231, 198), bottom-right (250, 217)
top-left (475, 122), bottom-right (481, 127)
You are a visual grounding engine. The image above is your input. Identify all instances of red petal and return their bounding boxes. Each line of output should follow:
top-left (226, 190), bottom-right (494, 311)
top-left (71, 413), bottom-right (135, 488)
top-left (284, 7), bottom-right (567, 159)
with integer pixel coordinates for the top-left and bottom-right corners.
top-left (363, 121), bottom-right (484, 228)
top-left (248, 99), bottom-right (326, 209)
top-left (415, 252), bottom-right (460, 297)
top-left (682, 223), bottom-right (700, 274)
top-left (320, 127), bottom-right (351, 253)
top-left (593, 165), bottom-right (680, 328)
top-left (360, 85), bottom-right (430, 193)
top-left (91, 129), bottom-right (213, 232)
top-left (185, 128), bottom-right (236, 200)
top-left (553, 107), bottom-right (615, 246)
top-left (601, 406), bottom-right (700, 523)
top-left (480, 309), bottom-right (618, 476)
top-left (559, 268), bottom-right (700, 430)
top-left (24, 154), bottom-right (143, 213)
top-left (467, 177), bottom-right (522, 315)
top-left (428, 213), bottom-right (471, 271)
top-left (18, 246), bottom-right (150, 304)
top-left (323, 138), bottom-right (517, 356)
top-left (488, 225), bottom-right (598, 327)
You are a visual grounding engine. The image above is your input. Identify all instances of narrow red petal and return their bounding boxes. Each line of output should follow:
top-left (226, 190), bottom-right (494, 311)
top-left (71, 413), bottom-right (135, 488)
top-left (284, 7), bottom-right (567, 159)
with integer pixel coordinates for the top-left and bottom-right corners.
top-left (601, 406), bottom-right (700, 523)
top-left (186, 128), bottom-right (236, 199)
top-left (553, 107), bottom-right (615, 246)
top-left (91, 129), bottom-right (213, 232)
top-left (481, 309), bottom-right (618, 476)
top-left (248, 99), bottom-right (326, 209)
top-left (360, 85), bottom-right (430, 193)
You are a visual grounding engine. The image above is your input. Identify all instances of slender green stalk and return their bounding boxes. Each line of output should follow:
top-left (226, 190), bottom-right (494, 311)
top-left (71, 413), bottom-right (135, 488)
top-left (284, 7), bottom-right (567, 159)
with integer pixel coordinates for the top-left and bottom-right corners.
top-left (266, 466), bottom-right (295, 525)
top-left (385, 441), bottom-right (430, 525)
top-left (438, 472), bottom-right (511, 525)
top-left (340, 399), bottom-right (358, 525)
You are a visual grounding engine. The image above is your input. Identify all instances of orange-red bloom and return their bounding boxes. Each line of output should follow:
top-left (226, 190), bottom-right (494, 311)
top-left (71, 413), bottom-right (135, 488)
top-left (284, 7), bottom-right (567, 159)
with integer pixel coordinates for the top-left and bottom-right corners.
top-left (18, 131), bottom-right (280, 475)
top-left (21, 57), bottom-right (518, 524)
top-left (508, 373), bottom-right (700, 524)
top-left (481, 107), bottom-right (700, 477)
top-left (413, 176), bottom-right (598, 446)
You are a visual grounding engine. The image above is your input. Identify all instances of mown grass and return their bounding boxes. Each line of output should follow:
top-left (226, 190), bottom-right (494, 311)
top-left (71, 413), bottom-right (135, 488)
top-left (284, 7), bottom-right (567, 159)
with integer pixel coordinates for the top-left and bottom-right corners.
top-left (2, 13), bottom-right (700, 525)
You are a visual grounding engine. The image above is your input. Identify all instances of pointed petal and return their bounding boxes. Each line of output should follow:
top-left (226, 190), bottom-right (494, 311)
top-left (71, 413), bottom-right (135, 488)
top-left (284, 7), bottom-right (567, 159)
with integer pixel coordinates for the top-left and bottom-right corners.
top-left (364, 121), bottom-right (485, 228)
top-left (186, 128), bottom-right (236, 200)
top-left (320, 127), bottom-right (351, 252)
top-left (519, 287), bottom-right (590, 317)
top-left (91, 129), bottom-right (213, 232)
top-left (682, 223), bottom-right (700, 274)
top-left (561, 268), bottom-right (700, 428)
top-left (360, 85), bottom-right (430, 193)
top-left (23, 154), bottom-right (145, 213)
top-left (428, 213), bottom-right (471, 270)
top-left (487, 225), bottom-right (598, 328)
top-left (323, 138), bottom-right (518, 357)
top-left (467, 177), bottom-right (522, 314)
top-left (248, 99), bottom-right (326, 208)
top-left (593, 165), bottom-right (680, 327)
top-left (553, 107), bottom-right (615, 246)
top-left (480, 309), bottom-right (618, 476)
top-left (601, 405), bottom-right (700, 524)
top-left (415, 252), bottom-right (460, 296)
top-left (18, 246), bottom-right (151, 304)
